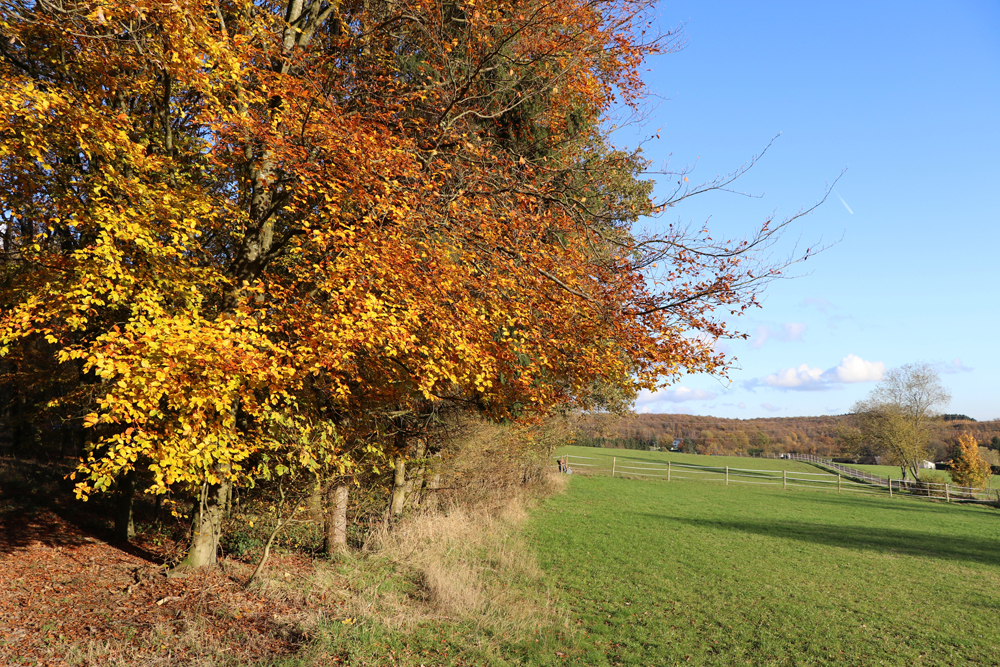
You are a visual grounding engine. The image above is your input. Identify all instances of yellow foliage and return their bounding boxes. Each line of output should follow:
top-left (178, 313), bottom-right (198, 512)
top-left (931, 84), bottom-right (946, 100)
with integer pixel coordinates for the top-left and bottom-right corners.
top-left (950, 433), bottom-right (992, 489)
top-left (0, 0), bottom-right (790, 509)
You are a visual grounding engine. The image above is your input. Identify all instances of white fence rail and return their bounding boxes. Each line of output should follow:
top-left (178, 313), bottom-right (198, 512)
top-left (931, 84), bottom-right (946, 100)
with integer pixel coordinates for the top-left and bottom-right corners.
top-left (552, 454), bottom-right (999, 504)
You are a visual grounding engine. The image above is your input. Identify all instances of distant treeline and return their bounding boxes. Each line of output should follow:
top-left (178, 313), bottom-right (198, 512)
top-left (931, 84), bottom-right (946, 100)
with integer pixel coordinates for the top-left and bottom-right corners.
top-left (571, 413), bottom-right (1000, 461)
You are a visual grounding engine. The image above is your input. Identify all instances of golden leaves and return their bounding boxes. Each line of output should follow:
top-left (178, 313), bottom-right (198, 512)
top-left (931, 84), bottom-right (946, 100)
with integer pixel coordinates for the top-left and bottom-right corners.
top-left (1, 0), bottom-right (741, 507)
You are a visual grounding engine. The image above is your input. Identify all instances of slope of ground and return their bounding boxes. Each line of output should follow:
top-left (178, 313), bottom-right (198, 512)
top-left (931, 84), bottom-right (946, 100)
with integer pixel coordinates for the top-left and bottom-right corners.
top-left (525, 475), bottom-right (1000, 666)
top-left (572, 413), bottom-right (1000, 459)
top-left (8, 454), bottom-right (1000, 666)
top-left (554, 445), bottom-right (824, 475)
top-left (0, 458), bottom-right (333, 666)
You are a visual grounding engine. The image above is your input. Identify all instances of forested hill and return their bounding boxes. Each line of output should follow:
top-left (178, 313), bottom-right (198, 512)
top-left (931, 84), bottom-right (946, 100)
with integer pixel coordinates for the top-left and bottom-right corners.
top-left (571, 413), bottom-right (1000, 460)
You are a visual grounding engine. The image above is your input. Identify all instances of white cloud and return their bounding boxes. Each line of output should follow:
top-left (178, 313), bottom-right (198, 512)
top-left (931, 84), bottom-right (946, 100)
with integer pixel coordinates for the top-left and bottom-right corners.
top-left (751, 354), bottom-right (886, 392)
top-left (937, 358), bottom-right (973, 374)
top-left (825, 354), bottom-right (885, 383)
top-left (761, 403), bottom-right (782, 413)
top-left (764, 363), bottom-right (824, 389)
top-left (750, 322), bottom-right (807, 349)
top-left (638, 403), bottom-right (694, 415)
top-left (782, 322), bottom-right (808, 340)
top-left (636, 386), bottom-right (718, 405)
top-left (750, 326), bottom-right (770, 349)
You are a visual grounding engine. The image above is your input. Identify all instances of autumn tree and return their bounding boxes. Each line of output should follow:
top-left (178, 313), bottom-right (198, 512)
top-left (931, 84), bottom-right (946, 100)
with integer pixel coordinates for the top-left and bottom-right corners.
top-left (729, 430), bottom-right (750, 453)
top-left (749, 430), bottom-right (770, 454)
top-left (1, 0), bottom-right (825, 570)
top-left (949, 433), bottom-right (992, 489)
top-left (844, 364), bottom-right (950, 481)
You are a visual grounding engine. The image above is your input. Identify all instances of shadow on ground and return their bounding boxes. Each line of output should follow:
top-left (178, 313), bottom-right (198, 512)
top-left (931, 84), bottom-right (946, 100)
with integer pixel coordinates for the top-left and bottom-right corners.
top-left (0, 457), bottom-right (162, 563)
top-left (639, 512), bottom-right (1000, 569)
top-left (781, 491), bottom-right (996, 517)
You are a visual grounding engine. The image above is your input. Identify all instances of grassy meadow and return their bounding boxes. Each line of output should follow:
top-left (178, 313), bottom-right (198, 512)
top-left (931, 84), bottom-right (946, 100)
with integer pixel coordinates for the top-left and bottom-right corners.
top-left (553, 445), bottom-right (823, 474)
top-left (558, 444), bottom-right (1000, 489)
top-left (526, 473), bottom-right (1000, 666)
top-left (294, 453), bottom-right (1000, 666)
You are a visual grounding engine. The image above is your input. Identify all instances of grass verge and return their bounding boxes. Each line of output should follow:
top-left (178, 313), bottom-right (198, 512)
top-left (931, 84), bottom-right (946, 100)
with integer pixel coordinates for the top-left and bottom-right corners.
top-left (286, 474), bottom-right (573, 666)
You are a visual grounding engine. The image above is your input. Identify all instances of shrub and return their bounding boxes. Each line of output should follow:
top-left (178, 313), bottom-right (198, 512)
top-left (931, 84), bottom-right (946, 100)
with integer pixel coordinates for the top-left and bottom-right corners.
top-left (918, 470), bottom-right (948, 497)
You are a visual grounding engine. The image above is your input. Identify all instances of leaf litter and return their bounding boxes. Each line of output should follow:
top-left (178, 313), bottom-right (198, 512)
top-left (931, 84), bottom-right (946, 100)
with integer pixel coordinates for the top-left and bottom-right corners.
top-left (0, 506), bottom-right (330, 665)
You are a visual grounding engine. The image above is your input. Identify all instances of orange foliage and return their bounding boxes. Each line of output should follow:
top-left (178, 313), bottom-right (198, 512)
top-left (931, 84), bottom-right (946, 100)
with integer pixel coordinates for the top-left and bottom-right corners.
top-left (1, 0), bottom-right (809, 509)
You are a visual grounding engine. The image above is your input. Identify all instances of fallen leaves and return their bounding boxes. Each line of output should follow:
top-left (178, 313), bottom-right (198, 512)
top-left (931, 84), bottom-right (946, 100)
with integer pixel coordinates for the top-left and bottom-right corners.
top-left (0, 505), bottom-right (321, 664)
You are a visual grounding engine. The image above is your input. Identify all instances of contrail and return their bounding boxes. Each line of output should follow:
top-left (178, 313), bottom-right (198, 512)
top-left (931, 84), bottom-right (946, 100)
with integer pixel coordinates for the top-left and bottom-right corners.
top-left (835, 190), bottom-right (854, 214)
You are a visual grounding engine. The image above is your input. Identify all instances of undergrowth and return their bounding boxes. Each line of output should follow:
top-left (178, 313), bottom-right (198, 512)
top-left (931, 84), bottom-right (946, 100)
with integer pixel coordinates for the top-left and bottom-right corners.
top-left (276, 473), bottom-right (573, 666)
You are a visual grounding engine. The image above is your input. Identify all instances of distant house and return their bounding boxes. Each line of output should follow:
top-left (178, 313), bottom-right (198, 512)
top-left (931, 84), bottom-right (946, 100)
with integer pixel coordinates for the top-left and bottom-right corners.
top-left (670, 439), bottom-right (682, 452)
top-left (919, 460), bottom-right (936, 469)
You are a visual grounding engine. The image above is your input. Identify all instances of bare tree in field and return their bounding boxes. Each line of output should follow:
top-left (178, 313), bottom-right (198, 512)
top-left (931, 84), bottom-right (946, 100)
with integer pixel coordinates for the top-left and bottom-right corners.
top-left (844, 364), bottom-right (950, 481)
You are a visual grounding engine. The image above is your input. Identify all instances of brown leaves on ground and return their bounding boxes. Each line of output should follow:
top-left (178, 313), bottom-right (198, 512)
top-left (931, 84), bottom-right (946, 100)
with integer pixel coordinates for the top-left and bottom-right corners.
top-left (0, 508), bottom-right (330, 665)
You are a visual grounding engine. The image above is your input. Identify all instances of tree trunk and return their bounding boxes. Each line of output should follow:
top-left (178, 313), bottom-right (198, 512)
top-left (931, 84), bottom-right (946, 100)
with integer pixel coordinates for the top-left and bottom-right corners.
top-left (390, 457), bottom-right (407, 516)
top-left (113, 470), bottom-right (135, 542)
top-left (170, 475), bottom-right (229, 575)
top-left (307, 476), bottom-right (324, 523)
top-left (402, 439), bottom-right (427, 510)
top-left (418, 451), bottom-right (442, 511)
top-left (324, 483), bottom-right (349, 554)
top-left (406, 463), bottom-right (426, 510)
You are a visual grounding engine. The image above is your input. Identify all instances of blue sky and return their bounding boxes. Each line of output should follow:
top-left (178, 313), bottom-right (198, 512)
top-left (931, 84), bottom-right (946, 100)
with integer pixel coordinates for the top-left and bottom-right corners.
top-left (622, 1), bottom-right (1000, 420)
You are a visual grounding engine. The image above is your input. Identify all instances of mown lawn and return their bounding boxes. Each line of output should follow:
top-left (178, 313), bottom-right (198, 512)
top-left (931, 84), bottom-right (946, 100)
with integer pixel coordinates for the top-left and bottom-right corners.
top-left (526, 474), bottom-right (1000, 666)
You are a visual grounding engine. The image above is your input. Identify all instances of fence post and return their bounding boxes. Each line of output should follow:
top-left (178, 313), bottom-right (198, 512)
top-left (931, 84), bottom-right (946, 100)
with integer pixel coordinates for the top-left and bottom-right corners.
top-left (838, 474), bottom-right (841, 494)
top-left (612, 457), bottom-right (616, 478)
top-left (889, 479), bottom-right (892, 498)
top-left (667, 461), bottom-right (671, 482)
top-left (726, 466), bottom-right (729, 486)
top-left (946, 484), bottom-right (950, 503)
top-left (783, 470), bottom-right (786, 490)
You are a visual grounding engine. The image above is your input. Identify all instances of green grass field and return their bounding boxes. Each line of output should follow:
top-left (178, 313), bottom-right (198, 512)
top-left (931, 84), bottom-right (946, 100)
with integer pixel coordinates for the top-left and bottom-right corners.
top-left (560, 445), bottom-right (1000, 490)
top-left (554, 445), bottom-right (823, 475)
top-left (303, 453), bottom-right (1000, 666)
top-left (526, 474), bottom-right (1000, 666)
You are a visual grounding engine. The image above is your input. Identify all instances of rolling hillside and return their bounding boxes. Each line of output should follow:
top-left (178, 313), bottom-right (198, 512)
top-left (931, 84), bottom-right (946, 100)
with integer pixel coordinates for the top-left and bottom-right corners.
top-left (571, 413), bottom-right (1000, 460)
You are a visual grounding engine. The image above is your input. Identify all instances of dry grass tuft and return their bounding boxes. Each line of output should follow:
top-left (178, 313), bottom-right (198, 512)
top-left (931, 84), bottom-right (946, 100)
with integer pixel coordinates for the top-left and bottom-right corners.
top-left (314, 471), bottom-right (570, 640)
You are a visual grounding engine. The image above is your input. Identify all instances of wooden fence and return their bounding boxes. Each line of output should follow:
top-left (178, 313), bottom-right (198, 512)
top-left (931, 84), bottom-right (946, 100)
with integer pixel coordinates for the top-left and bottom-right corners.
top-left (552, 454), bottom-right (999, 504)
top-left (735, 452), bottom-right (898, 487)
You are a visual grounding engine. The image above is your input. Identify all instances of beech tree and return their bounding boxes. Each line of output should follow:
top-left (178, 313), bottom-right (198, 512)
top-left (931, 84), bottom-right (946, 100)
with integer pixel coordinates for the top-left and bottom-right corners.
top-left (1, 0), bottom-right (823, 570)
